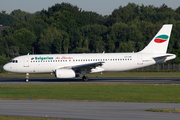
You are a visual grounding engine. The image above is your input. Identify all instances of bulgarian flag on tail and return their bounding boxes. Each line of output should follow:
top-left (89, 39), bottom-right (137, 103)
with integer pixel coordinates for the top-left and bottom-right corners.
top-left (154, 35), bottom-right (168, 43)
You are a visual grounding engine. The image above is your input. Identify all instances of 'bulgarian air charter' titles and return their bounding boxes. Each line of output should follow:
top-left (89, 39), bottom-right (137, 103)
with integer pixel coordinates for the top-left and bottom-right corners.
top-left (31, 56), bottom-right (73, 61)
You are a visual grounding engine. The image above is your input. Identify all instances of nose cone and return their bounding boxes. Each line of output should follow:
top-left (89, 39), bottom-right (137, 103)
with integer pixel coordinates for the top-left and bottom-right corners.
top-left (3, 64), bottom-right (10, 72)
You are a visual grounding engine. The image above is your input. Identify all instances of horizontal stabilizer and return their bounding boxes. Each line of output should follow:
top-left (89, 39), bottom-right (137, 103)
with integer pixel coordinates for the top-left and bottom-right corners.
top-left (153, 54), bottom-right (176, 63)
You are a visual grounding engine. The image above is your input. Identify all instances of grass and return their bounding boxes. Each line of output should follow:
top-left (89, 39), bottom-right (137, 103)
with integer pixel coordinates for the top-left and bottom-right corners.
top-left (0, 116), bottom-right (68, 120)
top-left (0, 83), bottom-right (180, 103)
top-left (1, 71), bottom-right (180, 78)
top-left (146, 108), bottom-right (180, 113)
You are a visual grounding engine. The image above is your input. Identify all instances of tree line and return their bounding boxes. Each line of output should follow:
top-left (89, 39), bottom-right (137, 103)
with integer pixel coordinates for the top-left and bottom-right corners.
top-left (1, 3), bottom-right (180, 65)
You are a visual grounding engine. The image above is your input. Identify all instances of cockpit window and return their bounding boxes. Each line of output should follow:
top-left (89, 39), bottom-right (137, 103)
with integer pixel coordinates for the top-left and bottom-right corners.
top-left (10, 60), bottom-right (18, 63)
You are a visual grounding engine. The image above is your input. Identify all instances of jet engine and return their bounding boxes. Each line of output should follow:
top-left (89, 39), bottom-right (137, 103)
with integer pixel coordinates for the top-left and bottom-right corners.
top-left (55, 69), bottom-right (76, 78)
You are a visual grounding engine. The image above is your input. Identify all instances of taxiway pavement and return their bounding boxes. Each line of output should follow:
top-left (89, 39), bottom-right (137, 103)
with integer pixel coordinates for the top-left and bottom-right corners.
top-left (0, 100), bottom-right (180, 120)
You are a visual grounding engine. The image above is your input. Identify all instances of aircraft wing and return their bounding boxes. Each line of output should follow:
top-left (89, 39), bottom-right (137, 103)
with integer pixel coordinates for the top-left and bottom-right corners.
top-left (60, 62), bottom-right (104, 72)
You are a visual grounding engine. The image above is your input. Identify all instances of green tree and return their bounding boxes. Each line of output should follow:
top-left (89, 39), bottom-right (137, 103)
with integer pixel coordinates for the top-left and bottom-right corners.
top-left (1, 35), bottom-right (19, 58)
top-left (13, 28), bottom-right (36, 55)
top-left (106, 34), bottom-right (115, 52)
top-left (0, 54), bottom-right (10, 66)
top-left (38, 27), bottom-right (59, 54)
top-left (0, 12), bottom-right (18, 26)
top-left (10, 9), bottom-right (36, 21)
top-left (38, 27), bottom-right (69, 54)
top-left (54, 36), bottom-right (62, 54)
top-left (62, 31), bottom-right (69, 53)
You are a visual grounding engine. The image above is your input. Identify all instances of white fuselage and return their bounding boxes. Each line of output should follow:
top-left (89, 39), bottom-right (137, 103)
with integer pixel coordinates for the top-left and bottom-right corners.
top-left (3, 52), bottom-right (176, 74)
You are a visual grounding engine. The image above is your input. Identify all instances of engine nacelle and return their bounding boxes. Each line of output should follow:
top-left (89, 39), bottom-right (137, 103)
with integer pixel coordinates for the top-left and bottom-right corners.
top-left (55, 69), bottom-right (76, 78)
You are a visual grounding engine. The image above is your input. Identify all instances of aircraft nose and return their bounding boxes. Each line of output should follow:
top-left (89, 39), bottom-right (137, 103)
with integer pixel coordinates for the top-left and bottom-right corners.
top-left (3, 64), bottom-right (9, 72)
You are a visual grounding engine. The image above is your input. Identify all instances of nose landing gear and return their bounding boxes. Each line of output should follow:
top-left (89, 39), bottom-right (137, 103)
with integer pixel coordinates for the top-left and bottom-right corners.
top-left (25, 73), bottom-right (29, 82)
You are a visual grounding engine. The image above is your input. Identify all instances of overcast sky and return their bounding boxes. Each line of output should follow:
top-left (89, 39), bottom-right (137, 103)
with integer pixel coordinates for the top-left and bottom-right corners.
top-left (0, 0), bottom-right (180, 15)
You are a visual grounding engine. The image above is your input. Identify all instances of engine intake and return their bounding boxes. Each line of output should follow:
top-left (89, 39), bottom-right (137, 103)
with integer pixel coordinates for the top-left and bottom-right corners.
top-left (55, 69), bottom-right (76, 78)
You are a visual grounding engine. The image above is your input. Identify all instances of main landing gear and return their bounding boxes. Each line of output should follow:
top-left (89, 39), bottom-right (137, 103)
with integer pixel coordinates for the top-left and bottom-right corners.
top-left (25, 73), bottom-right (29, 82)
top-left (81, 71), bottom-right (89, 82)
top-left (82, 75), bottom-right (89, 82)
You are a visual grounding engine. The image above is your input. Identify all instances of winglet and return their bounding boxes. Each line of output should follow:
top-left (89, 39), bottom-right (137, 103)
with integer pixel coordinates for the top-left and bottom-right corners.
top-left (139, 24), bottom-right (173, 53)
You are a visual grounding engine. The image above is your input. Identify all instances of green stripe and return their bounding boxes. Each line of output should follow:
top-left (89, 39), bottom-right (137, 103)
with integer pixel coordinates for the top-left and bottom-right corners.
top-left (156, 35), bottom-right (168, 39)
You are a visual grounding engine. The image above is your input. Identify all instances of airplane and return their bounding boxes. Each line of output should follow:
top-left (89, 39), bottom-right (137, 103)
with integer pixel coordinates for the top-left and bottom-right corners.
top-left (3, 24), bottom-right (176, 82)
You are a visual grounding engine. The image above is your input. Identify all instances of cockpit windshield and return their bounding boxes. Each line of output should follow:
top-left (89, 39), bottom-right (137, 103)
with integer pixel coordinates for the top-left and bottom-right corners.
top-left (10, 60), bottom-right (18, 63)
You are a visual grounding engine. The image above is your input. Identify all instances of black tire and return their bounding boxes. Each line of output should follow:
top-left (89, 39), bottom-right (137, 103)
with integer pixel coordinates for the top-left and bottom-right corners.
top-left (82, 76), bottom-right (88, 81)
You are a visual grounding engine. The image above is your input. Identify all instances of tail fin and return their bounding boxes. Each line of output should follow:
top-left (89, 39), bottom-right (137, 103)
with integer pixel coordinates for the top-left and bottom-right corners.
top-left (139, 24), bottom-right (173, 53)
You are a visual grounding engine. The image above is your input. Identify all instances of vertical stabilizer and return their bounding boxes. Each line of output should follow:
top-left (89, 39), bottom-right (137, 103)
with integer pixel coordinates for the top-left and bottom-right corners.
top-left (139, 24), bottom-right (173, 53)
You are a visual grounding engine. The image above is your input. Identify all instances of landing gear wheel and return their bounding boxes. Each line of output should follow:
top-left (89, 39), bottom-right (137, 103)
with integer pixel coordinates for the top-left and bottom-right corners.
top-left (25, 73), bottom-right (29, 82)
top-left (82, 76), bottom-right (89, 82)
top-left (25, 78), bottom-right (29, 82)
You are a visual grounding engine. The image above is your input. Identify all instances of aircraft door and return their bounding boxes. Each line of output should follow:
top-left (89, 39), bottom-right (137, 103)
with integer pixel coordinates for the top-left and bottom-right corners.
top-left (24, 57), bottom-right (29, 67)
top-left (137, 55), bottom-right (143, 65)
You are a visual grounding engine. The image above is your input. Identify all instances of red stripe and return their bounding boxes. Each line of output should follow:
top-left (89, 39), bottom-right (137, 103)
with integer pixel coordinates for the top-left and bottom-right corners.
top-left (154, 38), bottom-right (167, 43)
